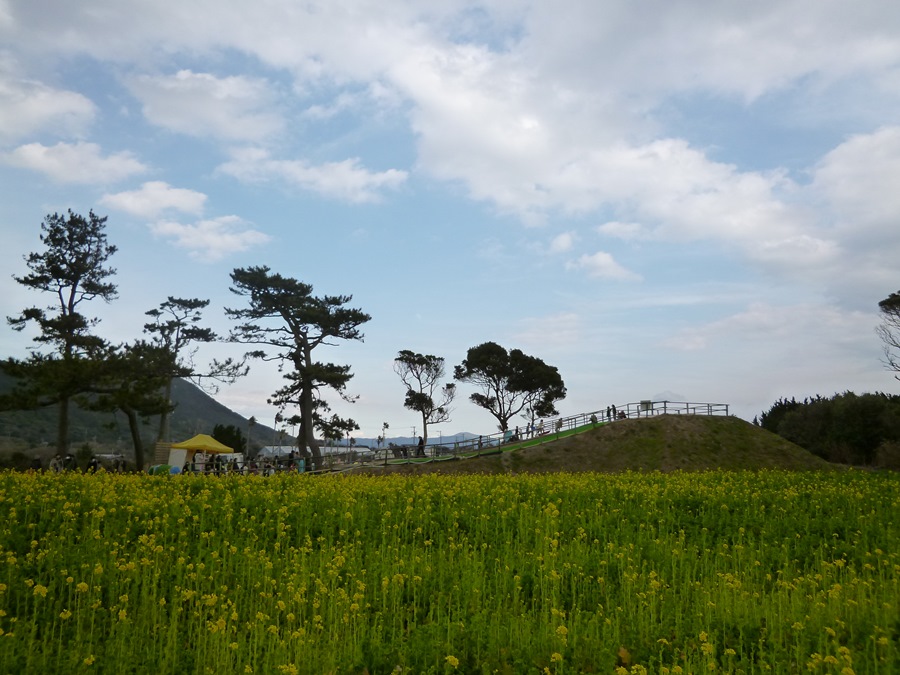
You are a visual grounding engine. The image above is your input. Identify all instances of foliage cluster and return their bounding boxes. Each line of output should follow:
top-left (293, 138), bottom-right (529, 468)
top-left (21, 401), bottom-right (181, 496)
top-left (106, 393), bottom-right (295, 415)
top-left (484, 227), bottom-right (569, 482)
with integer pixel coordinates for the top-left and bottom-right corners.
top-left (760, 392), bottom-right (900, 466)
top-left (877, 290), bottom-right (900, 378)
top-left (0, 470), bottom-right (897, 673)
top-left (211, 424), bottom-right (247, 454)
top-left (2, 212), bottom-right (243, 468)
top-left (4, 213), bottom-right (570, 471)
top-left (454, 342), bottom-right (566, 432)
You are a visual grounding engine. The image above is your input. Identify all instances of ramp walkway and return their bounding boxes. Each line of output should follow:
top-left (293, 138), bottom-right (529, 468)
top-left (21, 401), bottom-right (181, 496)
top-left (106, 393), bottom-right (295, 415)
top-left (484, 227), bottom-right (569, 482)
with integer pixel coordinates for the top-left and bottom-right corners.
top-left (349, 399), bottom-right (730, 470)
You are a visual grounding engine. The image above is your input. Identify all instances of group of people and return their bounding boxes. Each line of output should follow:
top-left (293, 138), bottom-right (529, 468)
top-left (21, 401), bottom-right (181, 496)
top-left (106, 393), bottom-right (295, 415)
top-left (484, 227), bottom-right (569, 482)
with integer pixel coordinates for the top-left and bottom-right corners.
top-left (606, 405), bottom-right (626, 420)
top-left (45, 454), bottom-right (75, 472)
top-left (501, 419), bottom-right (552, 444)
top-left (42, 453), bottom-right (126, 473)
top-left (181, 452), bottom-right (307, 475)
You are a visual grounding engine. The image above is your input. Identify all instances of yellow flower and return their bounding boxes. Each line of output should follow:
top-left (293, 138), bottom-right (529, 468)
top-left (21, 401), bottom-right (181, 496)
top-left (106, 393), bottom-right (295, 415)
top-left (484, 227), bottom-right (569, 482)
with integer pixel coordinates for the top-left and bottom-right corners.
top-left (83, 655), bottom-right (95, 666)
top-left (33, 584), bottom-right (48, 598)
top-left (550, 652), bottom-right (563, 662)
top-left (118, 608), bottom-right (127, 621)
top-left (445, 655), bottom-right (460, 668)
top-left (59, 609), bottom-right (72, 620)
top-left (76, 582), bottom-right (89, 593)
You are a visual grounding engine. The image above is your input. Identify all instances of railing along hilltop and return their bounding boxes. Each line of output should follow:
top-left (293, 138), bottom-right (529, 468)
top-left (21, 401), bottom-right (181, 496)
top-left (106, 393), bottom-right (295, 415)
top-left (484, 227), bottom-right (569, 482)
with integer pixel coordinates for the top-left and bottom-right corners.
top-left (350, 400), bottom-right (730, 469)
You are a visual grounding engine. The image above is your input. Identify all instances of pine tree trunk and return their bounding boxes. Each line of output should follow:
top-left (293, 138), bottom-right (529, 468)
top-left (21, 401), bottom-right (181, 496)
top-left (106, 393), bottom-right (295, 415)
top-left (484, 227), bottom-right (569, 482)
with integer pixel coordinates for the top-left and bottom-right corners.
top-left (126, 407), bottom-right (146, 471)
top-left (156, 378), bottom-right (174, 442)
top-left (56, 396), bottom-right (70, 455)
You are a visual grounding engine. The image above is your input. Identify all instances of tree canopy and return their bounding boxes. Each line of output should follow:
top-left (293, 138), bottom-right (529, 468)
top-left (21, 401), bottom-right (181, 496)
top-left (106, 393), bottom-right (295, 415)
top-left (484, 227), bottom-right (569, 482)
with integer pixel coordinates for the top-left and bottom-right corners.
top-left (4, 210), bottom-right (118, 453)
top-left (212, 424), bottom-right (247, 455)
top-left (226, 266), bottom-right (371, 469)
top-left (144, 296), bottom-right (246, 442)
top-left (454, 342), bottom-right (566, 432)
top-left (82, 341), bottom-right (187, 470)
top-left (760, 391), bottom-right (900, 466)
top-left (877, 291), bottom-right (900, 379)
top-left (394, 350), bottom-right (455, 445)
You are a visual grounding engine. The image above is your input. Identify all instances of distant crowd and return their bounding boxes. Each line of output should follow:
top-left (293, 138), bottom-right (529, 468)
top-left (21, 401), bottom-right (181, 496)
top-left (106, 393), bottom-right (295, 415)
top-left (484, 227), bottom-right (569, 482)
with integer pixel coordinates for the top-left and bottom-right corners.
top-left (29, 453), bottom-right (127, 473)
top-left (178, 451), bottom-right (307, 476)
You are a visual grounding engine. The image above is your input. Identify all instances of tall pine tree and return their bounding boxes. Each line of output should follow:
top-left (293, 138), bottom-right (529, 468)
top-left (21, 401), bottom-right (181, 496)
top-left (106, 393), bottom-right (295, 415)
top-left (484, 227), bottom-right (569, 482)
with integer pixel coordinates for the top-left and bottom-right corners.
top-left (226, 266), bottom-right (370, 470)
top-left (4, 210), bottom-right (117, 454)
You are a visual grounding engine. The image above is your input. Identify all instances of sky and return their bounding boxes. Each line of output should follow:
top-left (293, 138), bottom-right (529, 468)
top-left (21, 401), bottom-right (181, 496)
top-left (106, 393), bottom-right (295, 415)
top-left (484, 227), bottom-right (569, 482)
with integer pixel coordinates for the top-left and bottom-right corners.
top-left (2, 0), bottom-right (900, 441)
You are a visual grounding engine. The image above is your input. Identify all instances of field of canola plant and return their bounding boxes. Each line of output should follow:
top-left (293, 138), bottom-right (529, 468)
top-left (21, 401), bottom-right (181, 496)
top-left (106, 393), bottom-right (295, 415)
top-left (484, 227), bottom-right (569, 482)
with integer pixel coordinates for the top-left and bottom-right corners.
top-left (0, 469), bottom-right (898, 674)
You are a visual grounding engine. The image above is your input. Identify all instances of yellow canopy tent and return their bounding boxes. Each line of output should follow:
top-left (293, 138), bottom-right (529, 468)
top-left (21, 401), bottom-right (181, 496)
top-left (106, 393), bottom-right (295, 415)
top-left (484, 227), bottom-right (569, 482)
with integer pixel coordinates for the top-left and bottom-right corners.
top-left (171, 434), bottom-right (234, 454)
top-left (167, 434), bottom-right (235, 471)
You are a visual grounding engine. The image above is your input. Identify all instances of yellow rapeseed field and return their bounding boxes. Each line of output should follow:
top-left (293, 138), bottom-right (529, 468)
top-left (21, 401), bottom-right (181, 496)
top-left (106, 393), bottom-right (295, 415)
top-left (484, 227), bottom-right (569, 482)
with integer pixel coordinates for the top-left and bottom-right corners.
top-left (0, 470), bottom-right (897, 673)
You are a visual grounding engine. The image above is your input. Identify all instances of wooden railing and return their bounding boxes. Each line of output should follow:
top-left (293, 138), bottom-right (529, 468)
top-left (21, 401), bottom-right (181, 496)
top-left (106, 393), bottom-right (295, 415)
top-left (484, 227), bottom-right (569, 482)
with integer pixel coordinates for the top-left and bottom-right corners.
top-left (343, 400), bottom-right (730, 470)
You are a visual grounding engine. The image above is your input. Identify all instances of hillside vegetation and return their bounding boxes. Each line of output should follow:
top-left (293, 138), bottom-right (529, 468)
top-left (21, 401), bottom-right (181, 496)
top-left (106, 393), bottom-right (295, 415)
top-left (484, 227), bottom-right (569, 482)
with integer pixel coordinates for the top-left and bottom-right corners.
top-left (367, 414), bottom-right (832, 475)
top-left (0, 375), bottom-right (277, 457)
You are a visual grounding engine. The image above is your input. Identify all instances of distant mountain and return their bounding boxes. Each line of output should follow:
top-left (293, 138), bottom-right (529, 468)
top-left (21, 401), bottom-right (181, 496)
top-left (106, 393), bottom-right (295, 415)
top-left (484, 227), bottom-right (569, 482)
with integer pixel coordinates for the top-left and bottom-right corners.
top-left (0, 373), bottom-right (280, 454)
top-left (0, 371), bottom-right (479, 455)
top-left (337, 433), bottom-right (479, 449)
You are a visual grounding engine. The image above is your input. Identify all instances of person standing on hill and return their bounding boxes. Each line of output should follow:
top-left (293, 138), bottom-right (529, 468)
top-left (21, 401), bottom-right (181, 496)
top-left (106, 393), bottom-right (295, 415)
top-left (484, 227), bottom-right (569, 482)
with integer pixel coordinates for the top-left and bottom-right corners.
top-left (416, 436), bottom-right (425, 457)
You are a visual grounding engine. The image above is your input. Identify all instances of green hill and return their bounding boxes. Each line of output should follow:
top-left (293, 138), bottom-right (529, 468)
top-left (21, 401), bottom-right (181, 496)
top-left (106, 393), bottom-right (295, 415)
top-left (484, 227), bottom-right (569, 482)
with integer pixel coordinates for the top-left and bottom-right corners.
top-left (367, 415), bottom-right (833, 474)
top-left (0, 374), bottom-right (278, 457)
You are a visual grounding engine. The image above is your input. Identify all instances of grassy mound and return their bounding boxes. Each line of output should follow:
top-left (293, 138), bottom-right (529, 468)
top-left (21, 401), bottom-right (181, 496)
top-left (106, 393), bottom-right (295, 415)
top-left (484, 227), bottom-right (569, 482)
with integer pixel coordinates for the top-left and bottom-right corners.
top-left (365, 414), bottom-right (832, 475)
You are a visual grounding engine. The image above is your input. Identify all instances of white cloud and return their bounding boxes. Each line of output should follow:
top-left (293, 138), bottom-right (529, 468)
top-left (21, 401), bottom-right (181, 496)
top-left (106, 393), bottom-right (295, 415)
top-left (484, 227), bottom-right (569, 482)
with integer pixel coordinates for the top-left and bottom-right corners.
top-left (661, 302), bottom-right (872, 352)
top-left (100, 181), bottom-right (207, 218)
top-left (219, 148), bottom-right (407, 203)
top-left (804, 126), bottom-right (900, 300)
top-left (751, 234), bottom-right (839, 268)
top-left (150, 215), bottom-right (271, 261)
top-left (0, 66), bottom-right (95, 142)
top-left (566, 251), bottom-right (641, 281)
top-left (597, 221), bottom-right (647, 241)
top-left (548, 232), bottom-right (574, 254)
top-left (512, 312), bottom-right (581, 349)
top-left (126, 70), bottom-right (284, 142)
top-left (301, 85), bottom-right (401, 121)
top-left (518, 2), bottom-right (900, 104)
top-left (2, 141), bottom-right (146, 183)
top-left (814, 126), bottom-right (900, 233)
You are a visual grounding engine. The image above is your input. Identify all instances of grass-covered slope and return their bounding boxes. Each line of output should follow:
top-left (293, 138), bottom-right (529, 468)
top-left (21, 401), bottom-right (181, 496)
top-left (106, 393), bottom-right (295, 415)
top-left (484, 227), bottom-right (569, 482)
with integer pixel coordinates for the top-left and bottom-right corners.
top-left (372, 414), bottom-right (832, 474)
